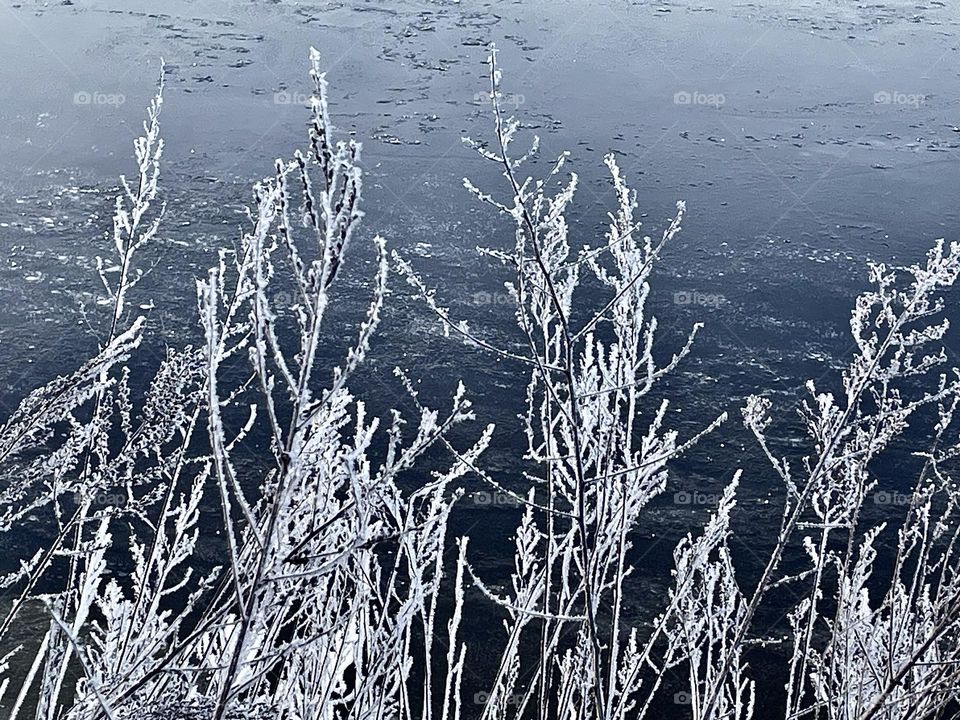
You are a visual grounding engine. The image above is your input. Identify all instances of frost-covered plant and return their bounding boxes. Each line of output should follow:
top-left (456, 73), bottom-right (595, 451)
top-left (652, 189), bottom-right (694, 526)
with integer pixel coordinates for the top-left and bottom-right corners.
top-left (397, 45), bottom-right (731, 720)
top-left (0, 64), bottom-right (211, 719)
top-left (181, 47), bottom-right (488, 716)
top-left (0, 50), bottom-right (486, 720)
top-left (5, 42), bottom-right (960, 720)
top-left (738, 243), bottom-right (960, 720)
top-left (399, 46), bottom-right (960, 720)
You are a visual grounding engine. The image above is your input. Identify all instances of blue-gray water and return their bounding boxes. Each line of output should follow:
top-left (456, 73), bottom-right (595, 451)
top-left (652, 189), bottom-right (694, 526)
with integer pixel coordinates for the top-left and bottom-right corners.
top-left (3, 0), bottom-right (960, 400)
top-left (1, 0), bottom-right (959, 714)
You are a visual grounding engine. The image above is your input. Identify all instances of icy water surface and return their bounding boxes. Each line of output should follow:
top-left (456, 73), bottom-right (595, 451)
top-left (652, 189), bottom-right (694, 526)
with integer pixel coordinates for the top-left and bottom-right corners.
top-left (2, 0), bottom-right (960, 713)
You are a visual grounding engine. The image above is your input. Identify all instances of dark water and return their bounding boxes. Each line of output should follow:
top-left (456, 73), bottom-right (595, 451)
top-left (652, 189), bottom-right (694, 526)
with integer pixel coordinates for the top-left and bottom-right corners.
top-left (2, 0), bottom-right (960, 714)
